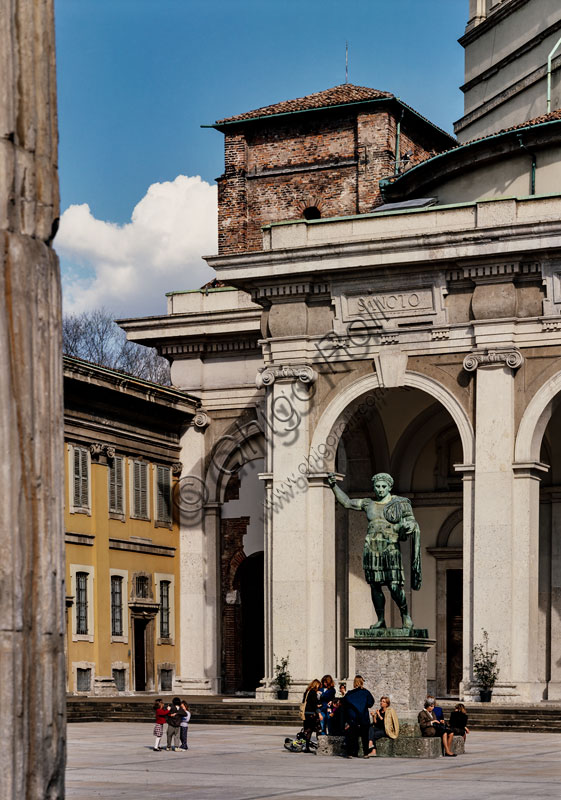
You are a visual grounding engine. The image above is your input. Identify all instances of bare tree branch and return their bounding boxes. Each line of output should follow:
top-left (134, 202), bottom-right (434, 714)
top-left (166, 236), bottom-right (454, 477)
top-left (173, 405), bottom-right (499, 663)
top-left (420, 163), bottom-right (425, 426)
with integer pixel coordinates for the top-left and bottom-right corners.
top-left (63, 308), bottom-right (171, 385)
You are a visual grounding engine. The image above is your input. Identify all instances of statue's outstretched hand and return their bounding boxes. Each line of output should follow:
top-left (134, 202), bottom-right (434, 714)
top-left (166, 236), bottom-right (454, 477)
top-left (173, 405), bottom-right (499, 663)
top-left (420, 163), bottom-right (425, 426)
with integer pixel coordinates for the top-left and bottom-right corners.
top-left (327, 472), bottom-right (337, 487)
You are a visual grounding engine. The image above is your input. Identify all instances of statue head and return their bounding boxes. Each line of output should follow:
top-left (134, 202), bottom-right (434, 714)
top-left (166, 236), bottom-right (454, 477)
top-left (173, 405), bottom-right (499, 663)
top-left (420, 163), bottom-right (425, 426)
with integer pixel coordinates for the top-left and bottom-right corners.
top-left (371, 472), bottom-right (393, 500)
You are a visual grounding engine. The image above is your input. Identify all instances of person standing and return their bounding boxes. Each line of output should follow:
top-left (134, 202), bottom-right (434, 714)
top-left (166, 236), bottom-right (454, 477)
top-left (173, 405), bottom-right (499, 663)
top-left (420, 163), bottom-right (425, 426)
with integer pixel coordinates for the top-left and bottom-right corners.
top-left (179, 701), bottom-right (191, 750)
top-left (152, 699), bottom-right (170, 751)
top-left (166, 697), bottom-right (186, 751)
top-left (341, 676), bottom-right (374, 758)
top-left (318, 675), bottom-right (336, 735)
top-left (301, 679), bottom-right (321, 753)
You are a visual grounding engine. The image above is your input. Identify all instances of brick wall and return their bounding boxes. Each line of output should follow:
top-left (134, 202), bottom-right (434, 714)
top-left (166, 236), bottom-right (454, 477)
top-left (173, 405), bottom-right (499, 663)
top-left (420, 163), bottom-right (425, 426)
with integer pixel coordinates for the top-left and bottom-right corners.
top-left (217, 105), bottom-right (446, 254)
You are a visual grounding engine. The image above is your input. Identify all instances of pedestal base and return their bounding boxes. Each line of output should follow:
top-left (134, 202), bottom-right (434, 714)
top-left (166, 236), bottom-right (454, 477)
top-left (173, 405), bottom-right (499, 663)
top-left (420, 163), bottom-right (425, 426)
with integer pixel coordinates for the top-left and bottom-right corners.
top-left (348, 629), bottom-right (435, 712)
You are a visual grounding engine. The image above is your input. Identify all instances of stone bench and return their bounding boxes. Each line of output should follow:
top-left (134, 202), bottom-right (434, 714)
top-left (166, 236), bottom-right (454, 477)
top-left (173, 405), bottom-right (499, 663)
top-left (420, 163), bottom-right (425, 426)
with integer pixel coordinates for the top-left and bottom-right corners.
top-left (316, 719), bottom-right (465, 758)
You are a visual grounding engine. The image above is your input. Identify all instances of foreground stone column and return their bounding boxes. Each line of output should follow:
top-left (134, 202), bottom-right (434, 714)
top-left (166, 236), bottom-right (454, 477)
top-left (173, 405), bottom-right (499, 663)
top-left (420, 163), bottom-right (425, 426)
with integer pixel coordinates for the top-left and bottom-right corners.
top-left (465, 348), bottom-right (522, 701)
top-left (0, 1), bottom-right (66, 797)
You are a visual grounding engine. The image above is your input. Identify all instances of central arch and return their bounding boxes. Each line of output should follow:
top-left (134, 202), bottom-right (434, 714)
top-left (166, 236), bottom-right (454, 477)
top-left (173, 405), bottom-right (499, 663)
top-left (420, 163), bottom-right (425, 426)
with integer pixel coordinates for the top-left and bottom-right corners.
top-left (307, 369), bottom-right (473, 689)
top-left (309, 371), bottom-right (474, 465)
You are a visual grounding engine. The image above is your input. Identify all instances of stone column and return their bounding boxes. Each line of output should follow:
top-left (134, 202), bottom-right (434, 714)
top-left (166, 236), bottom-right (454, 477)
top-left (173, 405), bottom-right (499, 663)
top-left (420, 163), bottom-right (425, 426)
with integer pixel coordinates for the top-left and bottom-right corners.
top-left (548, 495), bottom-right (561, 698)
top-left (256, 365), bottom-right (328, 698)
top-left (1, 1), bottom-right (65, 796)
top-left (463, 349), bottom-right (523, 701)
top-left (175, 415), bottom-right (220, 694)
top-left (511, 462), bottom-right (549, 701)
top-left (306, 474), bottom-right (337, 678)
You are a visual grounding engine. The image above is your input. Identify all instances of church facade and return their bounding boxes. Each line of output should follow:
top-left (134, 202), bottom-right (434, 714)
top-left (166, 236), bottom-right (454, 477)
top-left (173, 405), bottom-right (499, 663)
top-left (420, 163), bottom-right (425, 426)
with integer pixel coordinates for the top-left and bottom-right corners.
top-left (121, 0), bottom-right (561, 703)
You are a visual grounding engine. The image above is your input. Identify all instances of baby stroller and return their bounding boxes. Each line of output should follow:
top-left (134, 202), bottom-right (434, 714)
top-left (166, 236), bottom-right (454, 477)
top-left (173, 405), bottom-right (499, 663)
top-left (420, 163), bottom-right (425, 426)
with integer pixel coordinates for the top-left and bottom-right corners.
top-left (283, 730), bottom-right (318, 753)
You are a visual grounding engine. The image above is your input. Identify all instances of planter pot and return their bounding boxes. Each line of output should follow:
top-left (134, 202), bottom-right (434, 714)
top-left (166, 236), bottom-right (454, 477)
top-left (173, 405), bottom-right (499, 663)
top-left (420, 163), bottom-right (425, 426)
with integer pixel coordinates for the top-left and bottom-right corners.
top-left (277, 690), bottom-right (289, 700)
top-left (479, 689), bottom-right (492, 702)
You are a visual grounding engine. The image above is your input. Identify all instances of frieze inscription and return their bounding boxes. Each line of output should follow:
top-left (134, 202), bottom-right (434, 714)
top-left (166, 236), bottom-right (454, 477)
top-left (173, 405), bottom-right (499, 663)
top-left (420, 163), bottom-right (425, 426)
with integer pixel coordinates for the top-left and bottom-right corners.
top-left (332, 274), bottom-right (448, 336)
top-left (352, 290), bottom-right (433, 319)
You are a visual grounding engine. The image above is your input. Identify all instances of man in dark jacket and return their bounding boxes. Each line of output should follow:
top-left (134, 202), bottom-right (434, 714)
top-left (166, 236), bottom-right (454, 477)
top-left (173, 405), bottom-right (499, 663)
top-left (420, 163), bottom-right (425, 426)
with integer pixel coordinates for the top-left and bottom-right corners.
top-left (341, 676), bottom-right (375, 758)
top-left (166, 697), bottom-right (186, 751)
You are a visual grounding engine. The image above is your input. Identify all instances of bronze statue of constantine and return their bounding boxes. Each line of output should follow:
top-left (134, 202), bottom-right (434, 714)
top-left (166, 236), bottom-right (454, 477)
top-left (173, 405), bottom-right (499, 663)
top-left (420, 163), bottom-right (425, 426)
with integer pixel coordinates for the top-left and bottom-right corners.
top-left (327, 472), bottom-right (422, 630)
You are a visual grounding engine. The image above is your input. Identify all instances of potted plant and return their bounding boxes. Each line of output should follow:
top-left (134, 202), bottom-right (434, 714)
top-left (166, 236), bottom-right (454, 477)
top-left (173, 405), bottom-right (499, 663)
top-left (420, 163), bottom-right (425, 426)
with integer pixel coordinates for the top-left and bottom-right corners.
top-left (472, 629), bottom-right (499, 702)
top-left (273, 655), bottom-right (291, 700)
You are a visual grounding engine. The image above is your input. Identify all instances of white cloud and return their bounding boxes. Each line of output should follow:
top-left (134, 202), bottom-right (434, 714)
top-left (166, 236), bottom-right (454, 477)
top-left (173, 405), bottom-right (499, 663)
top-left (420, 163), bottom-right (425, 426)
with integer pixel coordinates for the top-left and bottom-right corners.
top-left (56, 174), bottom-right (217, 317)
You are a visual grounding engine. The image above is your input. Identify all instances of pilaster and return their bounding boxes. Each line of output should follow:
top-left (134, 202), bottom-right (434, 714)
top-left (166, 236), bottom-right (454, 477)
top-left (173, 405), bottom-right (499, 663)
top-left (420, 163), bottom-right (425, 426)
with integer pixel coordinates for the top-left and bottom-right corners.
top-left (175, 419), bottom-right (220, 694)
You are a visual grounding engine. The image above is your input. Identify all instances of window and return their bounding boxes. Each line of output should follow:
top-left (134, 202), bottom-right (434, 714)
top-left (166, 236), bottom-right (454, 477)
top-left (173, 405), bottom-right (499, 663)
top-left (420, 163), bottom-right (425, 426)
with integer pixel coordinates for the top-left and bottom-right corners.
top-left (112, 668), bottom-right (126, 692)
top-left (136, 575), bottom-right (149, 599)
top-left (132, 460), bottom-right (149, 519)
top-left (76, 572), bottom-right (89, 635)
top-left (109, 456), bottom-right (124, 515)
top-left (160, 580), bottom-right (171, 638)
top-left (76, 667), bottom-right (91, 692)
top-left (303, 206), bottom-right (321, 220)
top-left (72, 446), bottom-right (89, 511)
top-left (110, 576), bottom-right (123, 636)
top-left (156, 465), bottom-right (172, 524)
top-left (160, 669), bottom-right (173, 691)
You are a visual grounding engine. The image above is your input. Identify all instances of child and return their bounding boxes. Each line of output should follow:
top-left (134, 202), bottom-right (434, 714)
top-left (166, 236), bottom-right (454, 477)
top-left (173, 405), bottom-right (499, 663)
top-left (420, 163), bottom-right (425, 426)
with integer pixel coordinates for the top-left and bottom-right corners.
top-left (153, 699), bottom-right (170, 751)
top-left (179, 701), bottom-right (191, 750)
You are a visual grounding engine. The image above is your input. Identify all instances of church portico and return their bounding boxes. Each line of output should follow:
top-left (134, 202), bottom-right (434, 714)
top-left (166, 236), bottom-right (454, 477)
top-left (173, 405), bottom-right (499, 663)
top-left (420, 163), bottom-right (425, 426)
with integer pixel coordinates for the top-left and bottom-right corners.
top-left (120, 62), bottom-right (561, 704)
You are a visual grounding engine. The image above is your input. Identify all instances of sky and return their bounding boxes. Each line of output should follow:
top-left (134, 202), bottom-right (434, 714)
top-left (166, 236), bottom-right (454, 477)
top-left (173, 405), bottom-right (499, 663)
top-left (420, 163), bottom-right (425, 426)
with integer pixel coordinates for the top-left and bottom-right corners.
top-left (54, 0), bottom-right (467, 318)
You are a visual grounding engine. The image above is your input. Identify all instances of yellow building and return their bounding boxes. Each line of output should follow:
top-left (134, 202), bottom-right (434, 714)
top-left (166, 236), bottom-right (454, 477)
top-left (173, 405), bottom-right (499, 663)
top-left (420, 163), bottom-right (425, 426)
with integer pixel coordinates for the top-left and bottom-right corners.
top-left (63, 356), bottom-right (198, 695)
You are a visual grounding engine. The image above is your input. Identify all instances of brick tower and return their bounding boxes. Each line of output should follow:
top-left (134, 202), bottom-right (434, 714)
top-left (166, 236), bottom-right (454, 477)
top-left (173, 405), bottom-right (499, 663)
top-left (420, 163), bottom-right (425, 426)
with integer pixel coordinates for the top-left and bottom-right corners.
top-left (209, 84), bottom-right (456, 254)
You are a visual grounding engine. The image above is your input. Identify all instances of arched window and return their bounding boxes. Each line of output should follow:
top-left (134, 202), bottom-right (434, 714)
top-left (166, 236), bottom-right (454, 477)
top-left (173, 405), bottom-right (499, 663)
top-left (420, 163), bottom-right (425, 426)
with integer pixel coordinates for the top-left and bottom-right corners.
top-left (303, 206), bottom-right (321, 220)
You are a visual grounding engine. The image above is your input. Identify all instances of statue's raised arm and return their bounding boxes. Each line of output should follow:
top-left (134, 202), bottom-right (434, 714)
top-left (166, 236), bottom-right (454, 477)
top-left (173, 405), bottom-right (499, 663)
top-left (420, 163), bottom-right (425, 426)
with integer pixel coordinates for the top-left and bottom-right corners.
top-left (327, 472), bottom-right (367, 511)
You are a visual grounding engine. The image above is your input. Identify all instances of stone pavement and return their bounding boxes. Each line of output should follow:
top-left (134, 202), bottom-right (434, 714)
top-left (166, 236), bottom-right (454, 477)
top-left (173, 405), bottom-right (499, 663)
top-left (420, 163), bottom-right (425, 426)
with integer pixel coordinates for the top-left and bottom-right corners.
top-left (67, 723), bottom-right (561, 799)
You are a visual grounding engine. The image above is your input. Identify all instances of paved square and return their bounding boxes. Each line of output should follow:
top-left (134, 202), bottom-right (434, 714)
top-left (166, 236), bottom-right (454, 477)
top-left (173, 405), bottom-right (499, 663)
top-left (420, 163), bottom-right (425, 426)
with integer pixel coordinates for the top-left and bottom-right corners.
top-left (67, 723), bottom-right (561, 799)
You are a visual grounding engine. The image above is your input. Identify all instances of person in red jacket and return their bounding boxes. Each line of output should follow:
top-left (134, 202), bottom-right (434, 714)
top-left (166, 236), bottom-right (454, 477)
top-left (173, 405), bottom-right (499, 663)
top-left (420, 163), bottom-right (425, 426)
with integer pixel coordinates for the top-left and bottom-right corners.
top-left (153, 698), bottom-right (170, 751)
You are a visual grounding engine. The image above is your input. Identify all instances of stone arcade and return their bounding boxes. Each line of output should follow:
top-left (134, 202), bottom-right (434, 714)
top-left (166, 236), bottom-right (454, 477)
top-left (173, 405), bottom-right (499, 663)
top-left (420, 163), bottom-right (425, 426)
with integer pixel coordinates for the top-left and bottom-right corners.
top-left (120, 0), bottom-right (561, 705)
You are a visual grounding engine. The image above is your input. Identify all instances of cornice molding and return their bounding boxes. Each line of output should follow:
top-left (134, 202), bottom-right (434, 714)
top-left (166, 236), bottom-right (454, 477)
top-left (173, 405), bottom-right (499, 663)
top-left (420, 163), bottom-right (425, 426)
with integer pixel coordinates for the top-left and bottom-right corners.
top-left (160, 337), bottom-right (260, 357)
top-left (446, 261), bottom-right (540, 282)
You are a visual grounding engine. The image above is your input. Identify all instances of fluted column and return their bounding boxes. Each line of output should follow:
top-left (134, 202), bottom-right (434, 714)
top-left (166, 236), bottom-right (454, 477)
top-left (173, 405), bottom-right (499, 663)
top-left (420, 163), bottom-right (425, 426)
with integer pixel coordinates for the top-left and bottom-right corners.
top-left (0, 1), bottom-right (65, 797)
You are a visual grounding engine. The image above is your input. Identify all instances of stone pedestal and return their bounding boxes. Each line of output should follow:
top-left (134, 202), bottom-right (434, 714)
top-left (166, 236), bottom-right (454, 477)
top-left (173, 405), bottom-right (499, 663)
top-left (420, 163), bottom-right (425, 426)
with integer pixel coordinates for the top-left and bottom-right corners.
top-left (348, 628), bottom-right (435, 713)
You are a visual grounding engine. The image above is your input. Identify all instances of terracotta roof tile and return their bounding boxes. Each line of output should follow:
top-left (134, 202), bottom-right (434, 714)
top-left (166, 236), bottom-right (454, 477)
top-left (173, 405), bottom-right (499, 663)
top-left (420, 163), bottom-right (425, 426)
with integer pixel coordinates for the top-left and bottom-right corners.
top-left (406, 108), bottom-right (561, 171)
top-left (216, 84), bottom-right (393, 124)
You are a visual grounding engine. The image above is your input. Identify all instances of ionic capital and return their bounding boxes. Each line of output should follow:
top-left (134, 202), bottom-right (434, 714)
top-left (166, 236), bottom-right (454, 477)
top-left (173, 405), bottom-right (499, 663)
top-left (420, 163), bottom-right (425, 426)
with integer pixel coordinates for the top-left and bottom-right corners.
top-left (193, 410), bottom-right (210, 429)
top-left (463, 348), bottom-right (523, 372)
top-left (256, 364), bottom-right (318, 389)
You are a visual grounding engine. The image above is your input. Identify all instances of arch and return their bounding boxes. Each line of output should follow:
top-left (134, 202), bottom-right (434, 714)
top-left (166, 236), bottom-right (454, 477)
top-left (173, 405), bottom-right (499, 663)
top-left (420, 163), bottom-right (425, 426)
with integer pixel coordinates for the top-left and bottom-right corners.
top-left (309, 371), bottom-right (474, 467)
top-left (205, 419), bottom-right (265, 504)
top-left (436, 509), bottom-right (463, 548)
top-left (390, 403), bottom-right (449, 491)
top-left (515, 369), bottom-right (561, 463)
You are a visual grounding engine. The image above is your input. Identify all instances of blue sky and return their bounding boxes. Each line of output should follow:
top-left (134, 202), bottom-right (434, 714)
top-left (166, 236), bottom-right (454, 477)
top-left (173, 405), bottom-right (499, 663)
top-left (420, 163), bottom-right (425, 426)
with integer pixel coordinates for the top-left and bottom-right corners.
top-left (54, 0), bottom-right (467, 317)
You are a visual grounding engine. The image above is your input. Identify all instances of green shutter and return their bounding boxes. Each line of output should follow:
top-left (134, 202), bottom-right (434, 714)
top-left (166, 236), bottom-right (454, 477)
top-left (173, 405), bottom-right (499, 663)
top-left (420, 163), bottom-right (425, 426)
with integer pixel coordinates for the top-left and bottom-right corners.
top-left (109, 456), bottom-right (124, 514)
top-left (73, 447), bottom-right (89, 509)
top-left (156, 466), bottom-right (171, 523)
top-left (134, 461), bottom-right (148, 518)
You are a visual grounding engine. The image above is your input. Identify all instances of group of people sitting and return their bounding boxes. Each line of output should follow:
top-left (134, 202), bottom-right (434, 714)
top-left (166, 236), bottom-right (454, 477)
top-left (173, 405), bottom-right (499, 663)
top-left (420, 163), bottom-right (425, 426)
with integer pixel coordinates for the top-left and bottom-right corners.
top-left (301, 674), bottom-right (398, 757)
top-left (300, 677), bottom-right (469, 758)
top-left (418, 697), bottom-right (469, 757)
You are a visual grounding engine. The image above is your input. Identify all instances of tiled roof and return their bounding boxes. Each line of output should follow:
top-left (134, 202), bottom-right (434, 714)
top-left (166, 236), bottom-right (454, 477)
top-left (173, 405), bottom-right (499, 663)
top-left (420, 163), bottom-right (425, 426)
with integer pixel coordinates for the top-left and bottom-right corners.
top-left (463, 108), bottom-right (561, 145)
top-left (408, 109), bottom-right (561, 171)
top-left (216, 84), bottom-right (394, 124)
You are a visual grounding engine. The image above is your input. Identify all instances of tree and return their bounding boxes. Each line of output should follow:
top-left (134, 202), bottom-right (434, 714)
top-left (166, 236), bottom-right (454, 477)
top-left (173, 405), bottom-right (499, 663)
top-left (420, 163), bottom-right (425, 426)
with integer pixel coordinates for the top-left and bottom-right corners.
top-left (63, 308), bottom-right (171, 385)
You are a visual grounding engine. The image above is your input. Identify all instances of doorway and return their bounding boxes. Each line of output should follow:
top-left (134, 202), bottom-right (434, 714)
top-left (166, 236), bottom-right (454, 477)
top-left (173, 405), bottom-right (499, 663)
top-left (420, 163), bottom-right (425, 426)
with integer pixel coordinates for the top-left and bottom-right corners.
top-left (446, 569), bottom-right (463, 695)
top-left (237, 552), bottom-right (264, 692)
top-left (133, 618), bottom-right (147, 691)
